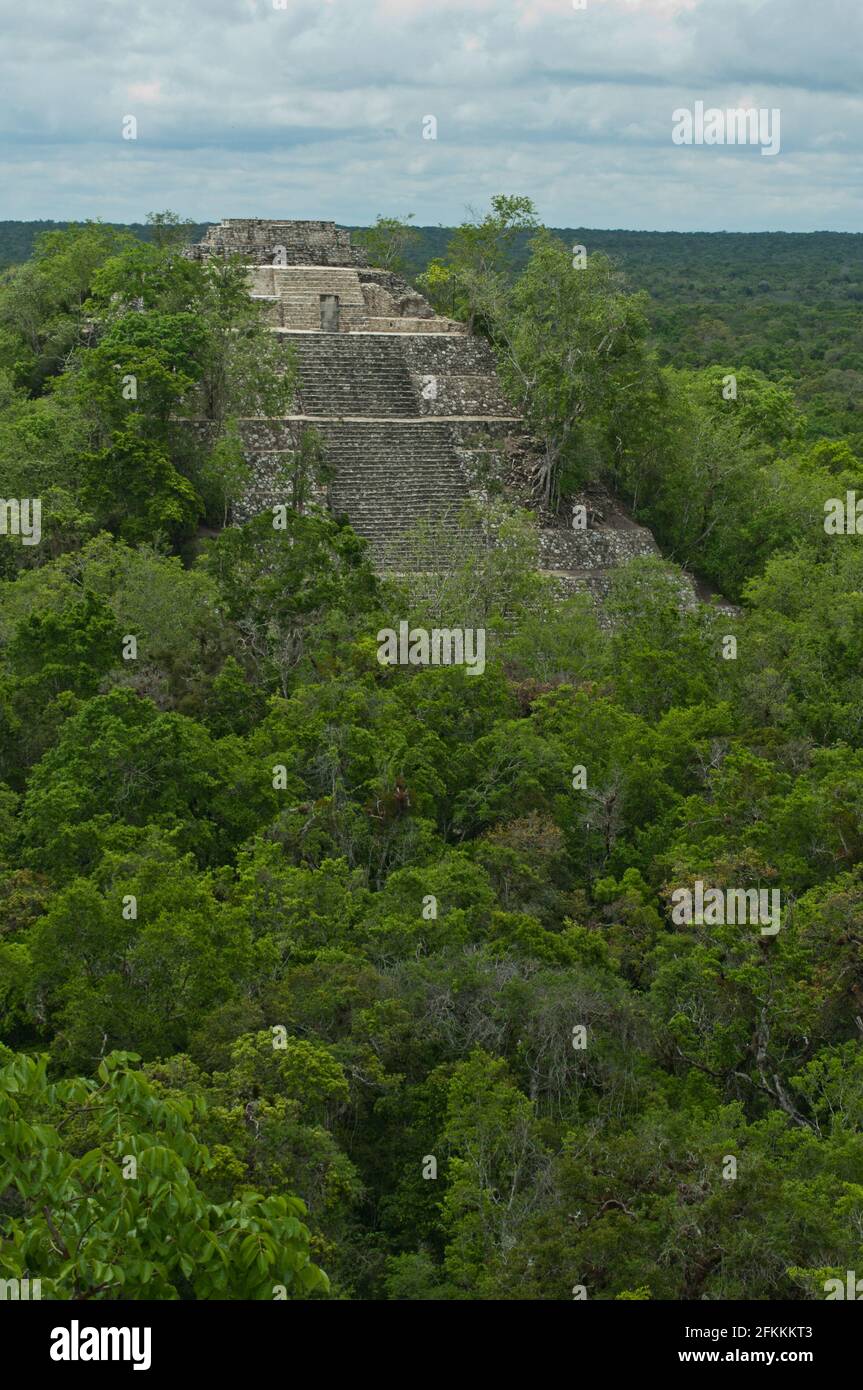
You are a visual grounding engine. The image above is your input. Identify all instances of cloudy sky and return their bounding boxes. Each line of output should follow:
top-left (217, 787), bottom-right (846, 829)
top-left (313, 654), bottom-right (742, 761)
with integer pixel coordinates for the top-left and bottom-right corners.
top-left (1, 0), bottom-right (860, 231)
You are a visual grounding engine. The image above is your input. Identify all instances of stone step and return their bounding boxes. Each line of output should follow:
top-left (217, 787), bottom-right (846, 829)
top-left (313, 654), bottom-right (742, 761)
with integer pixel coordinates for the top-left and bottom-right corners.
top-left (275, 333), bottom-right (516, 419)
top-left (289, 336), bottom-right (418, 416)
top-left (315, 419), bottom-right (473, 550)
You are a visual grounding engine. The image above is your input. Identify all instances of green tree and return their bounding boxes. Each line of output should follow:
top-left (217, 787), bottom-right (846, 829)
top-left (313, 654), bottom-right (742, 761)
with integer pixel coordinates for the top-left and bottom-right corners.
top-left (0, 1049), bottom-right (328, 1299)
top-left (354, 214), bottom-right (421, 275)
top-left (500, 231), bottom-right (658, 506)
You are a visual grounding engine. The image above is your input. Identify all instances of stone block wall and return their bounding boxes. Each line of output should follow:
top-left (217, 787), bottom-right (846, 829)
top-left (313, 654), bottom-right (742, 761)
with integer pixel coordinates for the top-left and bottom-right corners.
top-left (249, 267), bottom-right (369, 331)
top-left (399, 336), bottom-right (516, 417)
top-left (538, 522), bottom-right (660, 572)
top-left (358, 269), bottom-right (435, 320)
top-left (187, 219), bottom-right (367, 267)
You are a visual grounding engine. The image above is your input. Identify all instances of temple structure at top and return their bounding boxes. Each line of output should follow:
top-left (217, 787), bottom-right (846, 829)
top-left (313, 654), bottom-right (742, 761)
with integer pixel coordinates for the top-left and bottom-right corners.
top-left (187, 218), bottom-right (464, 335)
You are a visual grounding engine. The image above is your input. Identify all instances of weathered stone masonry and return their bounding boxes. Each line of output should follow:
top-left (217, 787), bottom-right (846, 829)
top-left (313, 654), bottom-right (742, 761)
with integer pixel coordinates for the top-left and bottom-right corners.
top-left (190, 219), bottom-right (681, 607)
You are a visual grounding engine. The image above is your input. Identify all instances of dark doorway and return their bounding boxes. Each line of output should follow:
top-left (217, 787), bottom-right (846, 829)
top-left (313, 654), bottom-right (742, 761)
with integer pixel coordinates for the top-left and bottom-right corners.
top-left (320, 294), bottom-right (340, 332)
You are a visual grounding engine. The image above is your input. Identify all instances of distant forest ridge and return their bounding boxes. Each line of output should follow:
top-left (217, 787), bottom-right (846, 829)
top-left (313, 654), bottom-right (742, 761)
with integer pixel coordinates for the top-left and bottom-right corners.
top-left (0, 220), bottom-right (212, 269)
top-left (2, 219), bottom-right (861, 446)
top-left (3, 220), bottom-right (863, 280)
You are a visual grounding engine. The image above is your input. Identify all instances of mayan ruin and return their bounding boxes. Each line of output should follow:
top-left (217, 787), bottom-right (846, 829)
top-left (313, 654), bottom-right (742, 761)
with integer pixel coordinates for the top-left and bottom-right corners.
top-left (189, 218), bottom-right (671, 608)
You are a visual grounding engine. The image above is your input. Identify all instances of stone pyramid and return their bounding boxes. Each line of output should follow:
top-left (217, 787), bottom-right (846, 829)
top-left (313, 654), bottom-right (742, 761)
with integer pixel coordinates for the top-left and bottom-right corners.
top-left (190, 219), bottom-right (678, 608)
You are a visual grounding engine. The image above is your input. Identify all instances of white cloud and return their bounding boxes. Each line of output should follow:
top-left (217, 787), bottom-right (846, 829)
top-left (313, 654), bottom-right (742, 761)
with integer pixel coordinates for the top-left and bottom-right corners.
top-left (127, 82), bottom-right (162, 103)
top-left (0, 0), bottom-right (859, 229)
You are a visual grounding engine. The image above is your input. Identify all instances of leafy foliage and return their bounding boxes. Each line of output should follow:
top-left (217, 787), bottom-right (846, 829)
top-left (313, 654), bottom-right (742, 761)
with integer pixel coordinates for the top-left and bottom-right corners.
top-left (0, 1049), bottom-right (327, 1299)
top-left (0, 211), bottom-right (862, 1303)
